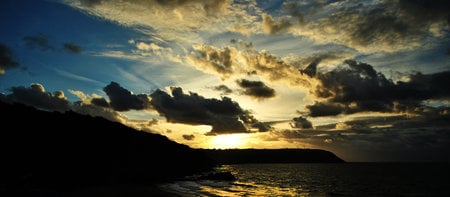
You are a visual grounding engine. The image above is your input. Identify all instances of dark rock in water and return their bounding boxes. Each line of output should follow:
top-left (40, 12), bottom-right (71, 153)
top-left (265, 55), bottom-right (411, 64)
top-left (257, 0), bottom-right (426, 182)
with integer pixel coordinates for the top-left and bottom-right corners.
top-left (199, 171), bottom-right (236, 181)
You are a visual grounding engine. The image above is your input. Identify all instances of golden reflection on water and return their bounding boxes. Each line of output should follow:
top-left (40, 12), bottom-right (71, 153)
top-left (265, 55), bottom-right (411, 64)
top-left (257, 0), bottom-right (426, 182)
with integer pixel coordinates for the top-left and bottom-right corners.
top-left (196, 180), bottom-right (304, 196)
top-left (191, 165), bottom-right (308, 196)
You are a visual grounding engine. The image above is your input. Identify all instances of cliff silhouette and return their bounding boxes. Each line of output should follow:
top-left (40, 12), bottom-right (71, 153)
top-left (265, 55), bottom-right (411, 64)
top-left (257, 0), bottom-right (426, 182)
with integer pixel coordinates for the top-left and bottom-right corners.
top-left (0, 101), bottom-right (214, 192)
top-left (0, 100), bottom-right (344, 194)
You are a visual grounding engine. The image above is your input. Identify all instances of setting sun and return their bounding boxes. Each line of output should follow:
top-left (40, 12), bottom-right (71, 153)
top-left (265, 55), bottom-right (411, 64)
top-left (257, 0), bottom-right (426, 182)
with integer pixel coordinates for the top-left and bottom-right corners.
top-left (209, 134), bottom-right (249, 149)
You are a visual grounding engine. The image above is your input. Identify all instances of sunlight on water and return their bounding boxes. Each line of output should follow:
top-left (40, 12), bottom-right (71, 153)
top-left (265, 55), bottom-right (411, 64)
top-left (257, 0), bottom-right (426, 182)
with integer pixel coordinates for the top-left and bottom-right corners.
top-left (160, 163), bottom-right (450, 196)
top-left (161, 180), bottom-right (304, 196)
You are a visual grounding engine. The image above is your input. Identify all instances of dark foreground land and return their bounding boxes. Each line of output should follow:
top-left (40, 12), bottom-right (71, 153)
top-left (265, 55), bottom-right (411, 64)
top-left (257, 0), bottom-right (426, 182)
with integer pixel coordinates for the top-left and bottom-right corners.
top-left (0, 101), bottom-right (343, 195)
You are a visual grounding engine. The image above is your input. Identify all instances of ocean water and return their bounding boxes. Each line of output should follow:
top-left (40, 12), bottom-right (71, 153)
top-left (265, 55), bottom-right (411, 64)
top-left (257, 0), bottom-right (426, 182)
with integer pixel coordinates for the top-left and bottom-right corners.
top-left (160, 163), bottom-right (450, 196)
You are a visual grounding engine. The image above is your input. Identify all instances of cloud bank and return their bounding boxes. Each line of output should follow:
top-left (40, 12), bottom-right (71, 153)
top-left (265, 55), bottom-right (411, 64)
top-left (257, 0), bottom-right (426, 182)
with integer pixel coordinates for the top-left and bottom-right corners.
top-left (103, 82), bottom-right (151, 111)
top-left (150, 86), bottom-right (267, 134)
top-left (6, 83), bottom-right (71, 112)
top-left (308, 60), bottom-right (450, 116)
top-left (266, 0), bottom-right (450, 52)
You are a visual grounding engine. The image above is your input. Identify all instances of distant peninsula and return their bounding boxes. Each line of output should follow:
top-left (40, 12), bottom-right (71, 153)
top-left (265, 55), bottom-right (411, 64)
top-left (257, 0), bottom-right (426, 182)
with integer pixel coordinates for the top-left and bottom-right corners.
top-left (202, 149), bottom-right (345, 164)
top-left (0, 100), bottom-right (344, 194)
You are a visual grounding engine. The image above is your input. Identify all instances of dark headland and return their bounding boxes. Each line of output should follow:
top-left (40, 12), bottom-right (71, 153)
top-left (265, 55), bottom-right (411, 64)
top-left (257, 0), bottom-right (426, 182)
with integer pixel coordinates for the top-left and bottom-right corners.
top-left (0, 101), bottom-right (344, 195)
top-left (201, 149), bottom-right (344, 164)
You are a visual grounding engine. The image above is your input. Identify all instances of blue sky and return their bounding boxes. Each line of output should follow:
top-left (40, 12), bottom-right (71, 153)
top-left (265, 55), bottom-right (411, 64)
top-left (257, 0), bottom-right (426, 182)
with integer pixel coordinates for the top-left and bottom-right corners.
top-left (1, 0), bottom-right (449, 161)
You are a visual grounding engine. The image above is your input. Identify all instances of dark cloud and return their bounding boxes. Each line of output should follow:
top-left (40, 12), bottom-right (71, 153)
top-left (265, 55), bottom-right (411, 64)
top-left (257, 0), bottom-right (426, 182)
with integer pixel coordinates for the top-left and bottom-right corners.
top-left (0, 43), bottom-right (19, 75)
top-left (276, 112), bottom-right (450, 161)
top-left (68, 89), bottom-right (127, 123)
top-left (23, 33), bottom-right (54, 51)
top-left (236, 79), bottom-right (275, 99)
top-left (2, 84), bottom-right (125, 123)
top-left (182, 134), bottom-right (195, 141)
top-left (308, 59), bottom-right (450, 116)
top-left (6, 83), bottom-right (70, 112)
top-left (300, 59), bottom-right (318, 78)
top-left (213, 85), bottom-right (232, 95)
top-left (306, 102), bottom-right (346, 117)
top-left (63, 43), bottom-right (82, 54)
top-left (278, 127), bottom-right (450, 161)
top-left (91, 97), bottom-right (109, 108)
top-left (398, 0), bottom-right (450, 24)
top-left (347, 0), bottom-right (450, 51)
top-left (290, 116), bottom-right (313, 129)
top-left (276, 0), bottom-right (450, 52)
top-left (396, 71), bottom-right (450, 100)
top-left (315, 60), bottom-right (394, 102)
top-left (150, 87), bottom-right (265, 135)
top-left (103, 82), bottom-right (150, 111)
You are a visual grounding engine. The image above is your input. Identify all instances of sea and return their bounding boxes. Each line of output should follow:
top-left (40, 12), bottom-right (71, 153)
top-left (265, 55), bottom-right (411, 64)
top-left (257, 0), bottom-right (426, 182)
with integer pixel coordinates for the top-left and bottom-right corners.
top-left (159, 163), bottom-right (450, 196)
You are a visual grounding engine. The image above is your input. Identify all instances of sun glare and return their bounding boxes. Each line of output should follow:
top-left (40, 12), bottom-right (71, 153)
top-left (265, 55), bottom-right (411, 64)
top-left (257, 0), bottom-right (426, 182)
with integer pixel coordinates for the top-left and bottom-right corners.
top-left (209, 134), bottom-right (249, 149)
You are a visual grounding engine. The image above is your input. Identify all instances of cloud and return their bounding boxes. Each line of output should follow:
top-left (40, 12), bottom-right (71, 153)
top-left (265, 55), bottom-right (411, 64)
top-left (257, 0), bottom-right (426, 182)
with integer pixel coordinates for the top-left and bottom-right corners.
top-left (23, 33), bottom-right (54, 51)
top-left (71, 101), bottom-right (126, 123)
top-left (136, 42), bottom-right (165, 51)
top-left (0, 43), bottom-right (19, 75)
top-left (188, 43), bottom-right (316, 87)
top-left (182, 134), bottom-right (195, 141)
top-left (66, 0), bottom-right (238, 42)
top-left (290, 116), bottom-right (313, 129)
top-left (306, 102), bottom-right (346, 117)
top-left (275, 112), bottom-right (450, 161)
top-left (103, 81), bottom-right (151, 111)
top-left (236, 79), bottom-right (275, 99)
top-left (65, 0), bottom-right (448, 53)
top-left (266, 0), bottom-right (450, 52)
top-left (261, 13), bottom-right (292, 34)
top-left (213, 85), bottom-right (233, 95)
top-left (307, 59), bottom-right (450, 116)
top-left (148, 118), bottom-right (158, 126)
top-left (91, 97), bottom-right (109, 108)
top-left (63, 42), bottom-right (82, 54)
top-left (2, 84), bottom-right (124, 124)
top-left (293, 51), bottom-right (354, 70)
top-left (132, 41), bottom-right (182, 63)
top-left (69, 89), bottom-right (125, 123)
top-left (149, 87), bottom-right (267, 134)
top-left (79, 0), bottom-right (102, 6)
top-left (6, 83), bottom-right (71, 112)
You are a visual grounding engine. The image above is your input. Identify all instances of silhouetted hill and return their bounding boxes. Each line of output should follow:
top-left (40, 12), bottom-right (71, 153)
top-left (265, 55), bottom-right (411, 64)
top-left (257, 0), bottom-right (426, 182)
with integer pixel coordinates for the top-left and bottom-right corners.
top-left (201, 149), bottom-right (345, 164)
top-left (0, 101), bottom-right (214, 193)
top-left (0, 100), bottom-right (345, 195)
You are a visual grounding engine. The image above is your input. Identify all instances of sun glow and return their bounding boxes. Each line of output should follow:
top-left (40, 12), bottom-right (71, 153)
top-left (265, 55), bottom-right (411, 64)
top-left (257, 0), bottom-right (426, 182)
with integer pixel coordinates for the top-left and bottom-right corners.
top-left (209, 133), bottom-right (249, 149)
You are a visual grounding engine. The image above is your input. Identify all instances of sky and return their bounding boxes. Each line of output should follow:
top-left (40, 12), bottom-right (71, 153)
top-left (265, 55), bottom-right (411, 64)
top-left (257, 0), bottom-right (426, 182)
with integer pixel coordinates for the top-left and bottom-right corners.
top-left (1, 0), bottom-right (449, 162)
